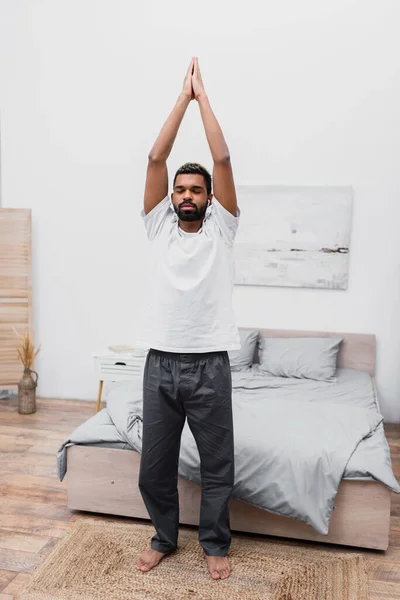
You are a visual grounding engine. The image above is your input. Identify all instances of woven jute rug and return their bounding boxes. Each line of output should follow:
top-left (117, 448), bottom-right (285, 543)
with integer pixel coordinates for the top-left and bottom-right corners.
top-left (17, 518), bottom-right (369, 600)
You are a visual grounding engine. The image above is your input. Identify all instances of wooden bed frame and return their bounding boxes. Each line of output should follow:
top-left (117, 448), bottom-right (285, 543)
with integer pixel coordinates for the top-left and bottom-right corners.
top-left (66, 328), bottom-right (392, 551)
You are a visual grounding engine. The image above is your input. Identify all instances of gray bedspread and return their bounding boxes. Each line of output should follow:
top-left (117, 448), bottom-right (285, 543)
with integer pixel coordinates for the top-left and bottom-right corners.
top-left (57, 368), bottom-right (400, 535)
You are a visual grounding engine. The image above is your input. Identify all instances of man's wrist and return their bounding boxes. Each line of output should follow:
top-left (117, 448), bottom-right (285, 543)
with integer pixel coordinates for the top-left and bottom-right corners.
top-left (178, 93), bottom-right (192, 106)
top-left (196, 93), bottom-right (209, 104)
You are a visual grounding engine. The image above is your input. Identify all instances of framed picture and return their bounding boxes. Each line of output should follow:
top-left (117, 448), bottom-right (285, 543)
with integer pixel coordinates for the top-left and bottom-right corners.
top-left (233, 185), bottom-right (353, 289)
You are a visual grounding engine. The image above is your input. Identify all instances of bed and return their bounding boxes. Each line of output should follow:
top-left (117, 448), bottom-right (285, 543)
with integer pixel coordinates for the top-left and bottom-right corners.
top-left (58, 328), bottom-right (400, 551)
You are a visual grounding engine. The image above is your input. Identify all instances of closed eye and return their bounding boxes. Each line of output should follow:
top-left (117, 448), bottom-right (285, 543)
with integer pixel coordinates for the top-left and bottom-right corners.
top-left (175, 187), bottom-right (203, 192)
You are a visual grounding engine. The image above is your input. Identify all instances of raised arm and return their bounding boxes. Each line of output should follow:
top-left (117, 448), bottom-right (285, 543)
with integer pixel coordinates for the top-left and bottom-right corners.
top-left (143, 59), bottom-right (195, 215)
top-left (192, 57), bottom-right (238, 217)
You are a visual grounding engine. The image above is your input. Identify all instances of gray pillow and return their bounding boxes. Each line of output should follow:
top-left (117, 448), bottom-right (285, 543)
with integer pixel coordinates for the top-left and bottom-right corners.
top-left (257, 337), bottom-right (343, 381)
top-left (229, 329), bottom-right (259, 372)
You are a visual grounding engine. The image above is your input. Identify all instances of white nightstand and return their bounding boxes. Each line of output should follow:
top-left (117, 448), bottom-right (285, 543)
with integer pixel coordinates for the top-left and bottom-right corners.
top-left (93, 350), bottom-right (148, 413)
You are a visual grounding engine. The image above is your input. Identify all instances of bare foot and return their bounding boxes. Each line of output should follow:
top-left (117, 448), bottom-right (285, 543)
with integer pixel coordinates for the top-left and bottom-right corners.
top-left (136, 548), bottom-right (167, 572)
top-left (205, 555), bottom-right (231, 580)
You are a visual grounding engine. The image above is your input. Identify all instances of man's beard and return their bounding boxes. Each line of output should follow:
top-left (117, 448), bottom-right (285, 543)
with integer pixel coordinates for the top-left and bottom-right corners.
top-left (175, 201), bottom-right (208, 222)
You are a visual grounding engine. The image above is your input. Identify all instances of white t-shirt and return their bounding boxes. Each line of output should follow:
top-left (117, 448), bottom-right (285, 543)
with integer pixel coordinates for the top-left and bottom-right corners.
top-left (135, 194), bottom-right (241, 352)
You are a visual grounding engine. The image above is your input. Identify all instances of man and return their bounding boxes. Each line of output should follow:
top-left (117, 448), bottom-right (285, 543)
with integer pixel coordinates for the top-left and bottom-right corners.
top-left (135, 56), bottom-right (241, 581)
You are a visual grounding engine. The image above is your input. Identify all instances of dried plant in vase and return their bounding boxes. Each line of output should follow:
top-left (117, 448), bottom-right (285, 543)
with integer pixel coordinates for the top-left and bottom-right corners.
top-left (13, 327), bottom-right (41, 414)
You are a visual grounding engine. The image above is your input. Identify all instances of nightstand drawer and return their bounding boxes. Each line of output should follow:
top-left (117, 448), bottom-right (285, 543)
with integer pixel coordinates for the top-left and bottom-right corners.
top-left (99, 364), bottom-right (142, 376)
top-left (94, 354), bottom-right (147, 381)
top-left (98, 357), bottom-right (144, 369)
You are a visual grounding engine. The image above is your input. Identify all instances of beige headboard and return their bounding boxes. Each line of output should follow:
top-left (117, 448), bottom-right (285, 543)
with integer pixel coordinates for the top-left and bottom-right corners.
top-left (241, 327), bottom-right (376, 376)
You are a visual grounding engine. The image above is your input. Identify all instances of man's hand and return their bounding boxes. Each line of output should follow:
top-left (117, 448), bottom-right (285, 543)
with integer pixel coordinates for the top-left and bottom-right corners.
top-left (182, 57), bottom-right (195, 100)
top-left (192, 57), bottom-right (207, 101)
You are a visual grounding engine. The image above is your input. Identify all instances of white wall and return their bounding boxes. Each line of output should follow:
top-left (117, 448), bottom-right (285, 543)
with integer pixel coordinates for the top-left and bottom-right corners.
top-left (1, 0), bottom-right (399, 421)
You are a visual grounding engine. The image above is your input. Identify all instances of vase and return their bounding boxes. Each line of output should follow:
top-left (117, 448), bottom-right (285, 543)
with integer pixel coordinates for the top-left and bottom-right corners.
top-left (18, 367), bottom-right (39, 414)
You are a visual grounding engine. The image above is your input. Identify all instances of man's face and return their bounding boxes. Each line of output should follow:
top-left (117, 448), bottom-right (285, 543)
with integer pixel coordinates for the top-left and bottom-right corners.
top-left (171, 174), bottom-right (211, 222)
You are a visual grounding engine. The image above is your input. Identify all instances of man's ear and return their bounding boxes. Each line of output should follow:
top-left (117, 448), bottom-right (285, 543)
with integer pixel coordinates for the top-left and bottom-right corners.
top-left (208, 194), bottom-right (213, 206)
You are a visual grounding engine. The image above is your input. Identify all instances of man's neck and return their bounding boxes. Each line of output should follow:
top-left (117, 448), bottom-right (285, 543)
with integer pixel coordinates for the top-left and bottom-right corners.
top-left (178, 218), bottom-right (204, 233)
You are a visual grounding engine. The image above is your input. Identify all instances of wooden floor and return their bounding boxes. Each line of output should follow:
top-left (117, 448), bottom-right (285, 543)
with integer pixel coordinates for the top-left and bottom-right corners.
top-left (0, 396), bottom-right (399, 600)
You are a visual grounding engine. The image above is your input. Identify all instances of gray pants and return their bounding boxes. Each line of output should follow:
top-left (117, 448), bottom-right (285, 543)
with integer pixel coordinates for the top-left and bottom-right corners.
top-left (138, 348), bottom-right (235, 557)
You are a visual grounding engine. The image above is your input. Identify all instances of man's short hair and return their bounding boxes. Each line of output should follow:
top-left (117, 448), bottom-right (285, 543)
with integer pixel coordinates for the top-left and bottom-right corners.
top-left (173, 162), bottom-right (212, 196)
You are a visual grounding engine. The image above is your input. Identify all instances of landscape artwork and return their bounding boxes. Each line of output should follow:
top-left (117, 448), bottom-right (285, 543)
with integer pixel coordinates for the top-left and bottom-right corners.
top-left (233, 185), bottom-right (353, 289)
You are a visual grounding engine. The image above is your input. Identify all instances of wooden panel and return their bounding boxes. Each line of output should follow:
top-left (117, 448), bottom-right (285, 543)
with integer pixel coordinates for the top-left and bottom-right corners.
top-left (67, 445), bottom-right (391, 550)
top-left (254, 328), bottom-right (376, 375)
top-left (67, 446), bottom-right (149, 520)
top-left (0, 210), bottom-right (31, 298)
top-left (0, 209), bottom-right (33, 389)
